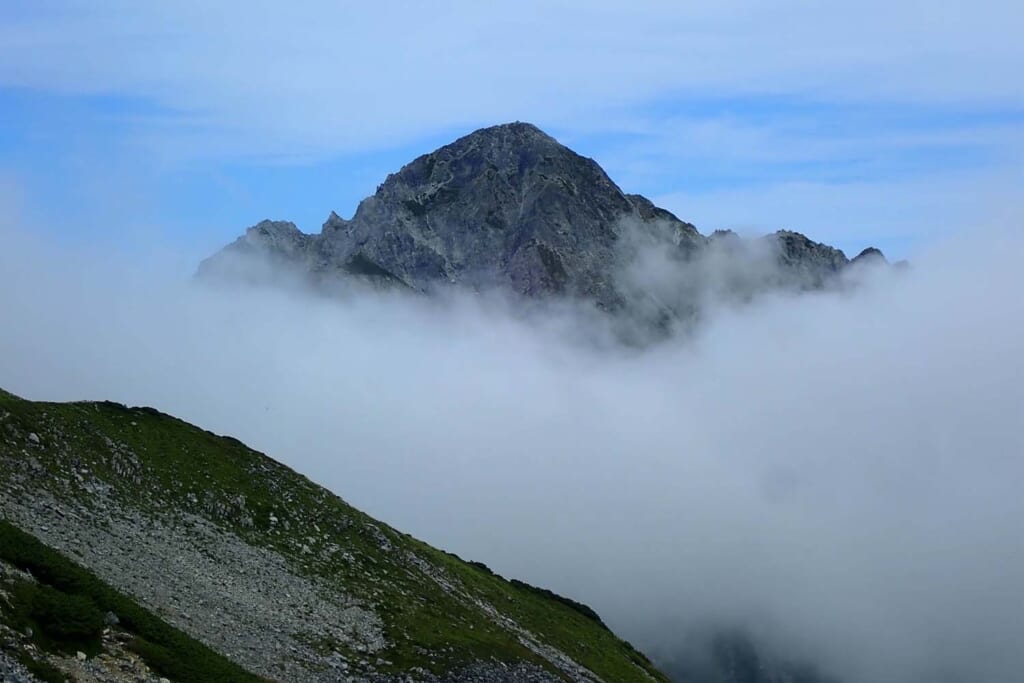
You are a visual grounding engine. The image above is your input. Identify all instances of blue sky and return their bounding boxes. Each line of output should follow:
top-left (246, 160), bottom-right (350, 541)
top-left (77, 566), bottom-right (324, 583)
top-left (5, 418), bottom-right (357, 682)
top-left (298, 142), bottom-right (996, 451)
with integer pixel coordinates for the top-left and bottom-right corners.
top-left (1, 1), bottom-right (1022, 264)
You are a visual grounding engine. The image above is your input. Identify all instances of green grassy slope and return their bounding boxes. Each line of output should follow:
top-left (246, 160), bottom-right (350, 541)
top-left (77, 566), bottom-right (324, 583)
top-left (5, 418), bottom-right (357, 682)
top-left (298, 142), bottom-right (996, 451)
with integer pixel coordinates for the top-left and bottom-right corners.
top-left (0, 389), bottom-right (668, 682)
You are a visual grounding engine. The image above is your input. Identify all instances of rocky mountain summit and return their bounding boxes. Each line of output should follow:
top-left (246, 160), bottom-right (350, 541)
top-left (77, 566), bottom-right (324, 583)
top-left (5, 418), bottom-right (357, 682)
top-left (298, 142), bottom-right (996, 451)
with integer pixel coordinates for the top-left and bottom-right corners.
top-left (0, 388), bottom-right (667, 683)
top-left (199, 122), bottom-right (886, 325)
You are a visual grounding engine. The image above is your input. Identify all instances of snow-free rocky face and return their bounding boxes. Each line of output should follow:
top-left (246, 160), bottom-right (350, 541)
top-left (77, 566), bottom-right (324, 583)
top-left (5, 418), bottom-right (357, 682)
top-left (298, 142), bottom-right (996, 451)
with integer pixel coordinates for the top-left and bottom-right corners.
top-left (198, 122), bottom-right (886, 324)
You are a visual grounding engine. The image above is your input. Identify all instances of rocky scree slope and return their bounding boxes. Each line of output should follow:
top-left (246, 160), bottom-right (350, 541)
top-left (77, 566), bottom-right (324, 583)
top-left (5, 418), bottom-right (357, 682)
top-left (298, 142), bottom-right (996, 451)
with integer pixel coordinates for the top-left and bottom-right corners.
top-left (0, 518), bottom-right (268, 683)
top-left (198, 122), bottom-right (886, 323)
top-left (0, 388), bottom-right (667, 683)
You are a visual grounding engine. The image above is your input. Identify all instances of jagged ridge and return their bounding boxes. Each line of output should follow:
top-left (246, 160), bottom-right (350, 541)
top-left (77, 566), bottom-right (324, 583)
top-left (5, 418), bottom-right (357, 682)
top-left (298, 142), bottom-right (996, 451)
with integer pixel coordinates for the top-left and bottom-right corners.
top-left (199, 122), bottom-right (885, 317)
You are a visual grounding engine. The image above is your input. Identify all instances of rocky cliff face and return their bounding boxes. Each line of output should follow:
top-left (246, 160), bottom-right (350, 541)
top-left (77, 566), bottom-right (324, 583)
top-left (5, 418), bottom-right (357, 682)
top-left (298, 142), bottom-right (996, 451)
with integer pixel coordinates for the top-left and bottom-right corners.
top-left (199, 123), bottom-right (884, 323)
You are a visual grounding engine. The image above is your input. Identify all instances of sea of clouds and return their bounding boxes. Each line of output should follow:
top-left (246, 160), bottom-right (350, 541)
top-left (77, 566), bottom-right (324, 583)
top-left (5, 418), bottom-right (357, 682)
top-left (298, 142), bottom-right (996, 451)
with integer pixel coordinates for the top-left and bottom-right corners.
top-left (1, 220), bottom-right (1021, 682)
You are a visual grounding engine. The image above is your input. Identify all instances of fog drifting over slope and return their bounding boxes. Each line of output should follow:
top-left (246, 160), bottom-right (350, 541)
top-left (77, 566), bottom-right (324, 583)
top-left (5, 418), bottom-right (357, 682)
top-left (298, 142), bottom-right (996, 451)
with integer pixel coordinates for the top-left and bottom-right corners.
top-left (1, 222), bottom-right (1022, 683)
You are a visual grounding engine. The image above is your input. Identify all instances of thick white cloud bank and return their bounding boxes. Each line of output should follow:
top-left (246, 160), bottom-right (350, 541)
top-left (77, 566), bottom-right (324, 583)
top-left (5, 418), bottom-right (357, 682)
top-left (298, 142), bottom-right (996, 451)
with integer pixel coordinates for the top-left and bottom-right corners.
top-left (1, 223), bottom-right (1022, 682)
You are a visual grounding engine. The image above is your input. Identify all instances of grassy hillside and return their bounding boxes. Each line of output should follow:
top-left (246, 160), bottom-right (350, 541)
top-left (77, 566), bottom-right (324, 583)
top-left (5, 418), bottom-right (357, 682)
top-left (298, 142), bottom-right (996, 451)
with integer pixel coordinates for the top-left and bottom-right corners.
top-left (0, 388), bottom-right (668, 682)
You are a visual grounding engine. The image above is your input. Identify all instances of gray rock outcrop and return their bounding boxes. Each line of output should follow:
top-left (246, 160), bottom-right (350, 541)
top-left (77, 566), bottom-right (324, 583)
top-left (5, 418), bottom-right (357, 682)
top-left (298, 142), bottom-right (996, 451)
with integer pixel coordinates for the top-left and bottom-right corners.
top-left (199, 122), bottom-right (885, 325)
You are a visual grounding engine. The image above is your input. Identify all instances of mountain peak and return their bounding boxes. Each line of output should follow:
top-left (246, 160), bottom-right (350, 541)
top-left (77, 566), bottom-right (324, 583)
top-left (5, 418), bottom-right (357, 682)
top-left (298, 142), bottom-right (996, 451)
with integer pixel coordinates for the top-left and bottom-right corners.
top-left (463, 120), bottom-right (554, 141)
top-left (199, 123), bottom-right (881, 326)
top-left (851, 246), bottom-right (888, 265)
top-left (441, 122), bottom-right (562, 154)
top-left (314, 122), bottom-right (690, 304)
top-left (245, 219), bottom-right (304, 242)
top-left (377, 121), bottom-right (592, 199)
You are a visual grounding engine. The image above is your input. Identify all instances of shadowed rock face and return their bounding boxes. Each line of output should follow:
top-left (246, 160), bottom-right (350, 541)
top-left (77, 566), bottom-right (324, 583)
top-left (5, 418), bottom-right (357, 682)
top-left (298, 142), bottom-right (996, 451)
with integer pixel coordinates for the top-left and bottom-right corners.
top-left (769, 230), bottom-right (851, 288)
top-left (199, 122), bottom-right (884, 318)
top-left (850, 246), bottom-right (888, 266)
top-left (201, 122), bottom-right (701, 309)
top-left (327, 121), bottom-right (699, 305)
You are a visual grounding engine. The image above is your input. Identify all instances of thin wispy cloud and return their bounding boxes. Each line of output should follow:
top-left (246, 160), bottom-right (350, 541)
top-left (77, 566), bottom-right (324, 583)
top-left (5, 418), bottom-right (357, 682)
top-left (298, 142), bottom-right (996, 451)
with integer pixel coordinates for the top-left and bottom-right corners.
top-left (651, 165), bottom-right (1024, 255)
top-left (1, 1), bottom-right (1021, 256)
top-left (1, 1), bottom-right (1021, 158)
